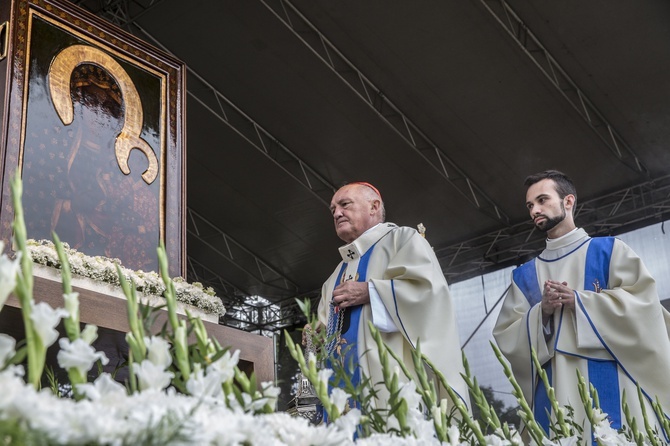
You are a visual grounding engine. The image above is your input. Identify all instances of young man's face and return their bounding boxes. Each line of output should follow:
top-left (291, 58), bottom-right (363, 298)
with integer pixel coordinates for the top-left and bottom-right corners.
top-left (525, 179), bottom-right (568, 233)
top-left (329, 185), bottom-right (380, 243)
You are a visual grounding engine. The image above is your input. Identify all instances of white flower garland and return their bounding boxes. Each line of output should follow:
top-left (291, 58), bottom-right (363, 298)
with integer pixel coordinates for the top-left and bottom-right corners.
top-left (26, 239), bottom-right (225, 317)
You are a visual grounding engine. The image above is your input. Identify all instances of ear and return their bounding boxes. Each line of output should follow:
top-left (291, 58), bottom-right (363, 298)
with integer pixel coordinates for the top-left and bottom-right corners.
top-left (370, 198), bottom-right (381, 215)
top-left (563, 194), bottom-right (576, 211)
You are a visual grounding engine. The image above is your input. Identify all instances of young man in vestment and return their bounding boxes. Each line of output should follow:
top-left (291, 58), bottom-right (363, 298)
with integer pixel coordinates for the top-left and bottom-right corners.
top-left (493, 170), bottom-right (670, 441)
top-left (310, 182), bottom-right (470, 419)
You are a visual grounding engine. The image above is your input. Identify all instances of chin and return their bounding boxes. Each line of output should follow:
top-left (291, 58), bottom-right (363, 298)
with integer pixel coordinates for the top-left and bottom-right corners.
top-left (337, 231), bottom-right (355, 243)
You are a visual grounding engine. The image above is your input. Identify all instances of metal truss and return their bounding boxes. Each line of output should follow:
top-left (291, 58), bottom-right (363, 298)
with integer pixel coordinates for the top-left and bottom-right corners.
top-left (70, 0), bottom-right (664, 334)
top-left (437, 174), bottom-right (670, 282)
top-left (191, 174), bottom-right (670, 334)
top-left (70, 0), bottom-right (167, 29)
top-left (187, 207), bottom-right (299, 295)
top-left (66, 0), bottom-right (335, 334)
top-left (478, 0), bottom-right (647, 176)
top-left (186, 252), bottom-right (319, 334)
top-left (259, 0), bottom-right (510, 225)
top-left (186, 256), bottom-right (249, 305)
top-left (133, 24), bottom-right (338, 208)
top-left (187, 249), bottom-right (318, 334)
top-left (222, 294), bottom-right (320, 335)
top-left (70, 1), bottom-right (337, 207)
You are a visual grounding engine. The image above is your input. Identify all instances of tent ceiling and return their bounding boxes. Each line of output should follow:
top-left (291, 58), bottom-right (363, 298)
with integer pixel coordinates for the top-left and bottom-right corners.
top-left (72, 0), bottom-right (670, 330)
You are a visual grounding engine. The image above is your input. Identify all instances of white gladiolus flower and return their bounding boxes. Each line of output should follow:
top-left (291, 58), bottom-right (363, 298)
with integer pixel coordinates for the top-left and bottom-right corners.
top-left (30, 302), bottom-right (68, 347)
top-left (448, 425), bottom-right (460, 446)
top-left (0, 243), bottom-right (20, 310)
top-left (0, 334), bottom-right (16, 367)
top-left (397, 380), bottom-right (421, 409)
top-left (80, 324), bottom-right (99, 344)
top-left (209, 349), bottom-right (240, 382)
top-left (0, 366), bottom-right (27, 410)
top-left (594, 419), bottom-right (635, 446)
top-left (77, 373), bottom-right (126, 402)
top-left (542, 437), bottom-right (580, 446)
top-left (134, 359), bottom-right (174, 391)
top-left (333, 408), bottom-right (361, 440)
top-left (62, 292), bottom-right (79, 318)
top-left (318, 368), bottom-right (333, 387)
top-left (330, 387), bottom-right (349, 414)
top-left (186, 368), bottom-right (224, 400)
top-left (144, 336), bottom-right (172, 369)
top-left (261, 381), bottom-right (280, 400)
top-left (57, 338), bottom-right (109, 375)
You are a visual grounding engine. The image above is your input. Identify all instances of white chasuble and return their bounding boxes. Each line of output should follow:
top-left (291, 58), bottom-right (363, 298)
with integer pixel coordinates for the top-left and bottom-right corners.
top-left (494, 228), bottom-right (670, 441)
top-left (317, 223), bottom-right (470, 414)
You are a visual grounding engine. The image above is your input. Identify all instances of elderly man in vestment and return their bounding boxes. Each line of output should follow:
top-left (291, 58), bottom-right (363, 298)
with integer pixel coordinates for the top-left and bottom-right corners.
top-left (312, 182), bottom-right (470, 419)
top-left (493, 170), bottom-right (670, 441)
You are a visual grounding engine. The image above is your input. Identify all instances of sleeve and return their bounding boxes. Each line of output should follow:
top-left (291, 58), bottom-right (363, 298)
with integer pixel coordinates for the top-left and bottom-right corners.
top-left (574, 240), bottom-right (670, 412)
top-left (368, 229), bottom-right (469, 405)
top-left (368, 281), bottom-right (398, 333)
top-left (493, 271), bottom-right (554, 403)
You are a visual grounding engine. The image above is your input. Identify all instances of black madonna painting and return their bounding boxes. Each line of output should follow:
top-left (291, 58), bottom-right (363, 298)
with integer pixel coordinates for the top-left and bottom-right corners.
top-left (0, 0), bottom-right (185, 276)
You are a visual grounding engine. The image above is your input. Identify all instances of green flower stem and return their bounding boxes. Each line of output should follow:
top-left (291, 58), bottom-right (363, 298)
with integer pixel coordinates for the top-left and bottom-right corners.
top-left (531, 349), bottom-right (570, 437)
top-left (127, 349), bottom-right (137, 394)
top-left (156, 244), bottom-right (191, 381)
top-left (10, 172), bottom-right (44, 389)
top-left (652, 397), bottom-right (670, 440)
top-left (193, 318), bottom-right (214, 359)
top-left (462, 353), bottom-right (502, 434)
top-left (368, 323), bottom-right (412, 434)
top-left (157, 243), bottom-right (180, 331)
top-left (637, 385), bottom-right (659, 446)
top-left (576, 371), bottom-right (597, 430)
top-left (409, 340), bottom-right (438, 408)
top-left (421, 353), bottom-right (486, 445)
top-left (117, 265), bottom-right (146, 361)
top-left (52, 233), bottom-right (79, 340)
top-left (174, 321), bottom-right (191, 381)
top-left (370, 323), bottom-right (436, 415)
top-left (491, 342), bottom-right (545, 446)
top-left (623, 391), bottom-right (645, 446)
top-left (284, 330), bottom-right (340, 421)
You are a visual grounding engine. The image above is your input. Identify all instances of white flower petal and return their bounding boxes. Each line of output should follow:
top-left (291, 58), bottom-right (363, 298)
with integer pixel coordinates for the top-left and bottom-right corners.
top-left (30, 302), bottom-right (68, 347)
top-left (0, 247), bottom-right (20, 309)
top-left (134, 359), bottom-right (173, 391)
top-left (57, 338), bottom-right (108, 375)
top-left (0, 334), bottom-right (16, 367)
top-left (144, 336), bottom-right (172, 369)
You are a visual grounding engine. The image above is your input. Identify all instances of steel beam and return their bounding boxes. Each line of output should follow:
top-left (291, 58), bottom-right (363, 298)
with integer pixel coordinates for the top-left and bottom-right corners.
top-left (188, 208), bottom-right (299, 294)
top-left (437, 174), bottom-right (670, 282)
top-left (71, 0), bottom-right (167, 29)
top-left (259, 0), bottom-right (510, 225)
top-left (478, 0), bottom-right (647, 176)
top-left (132, 25), bottom-right (337, 207)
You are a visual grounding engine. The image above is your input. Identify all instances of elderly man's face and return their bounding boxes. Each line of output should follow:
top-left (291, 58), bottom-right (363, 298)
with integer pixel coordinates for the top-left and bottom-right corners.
top-left (330, 185), bottom-right (380, 243)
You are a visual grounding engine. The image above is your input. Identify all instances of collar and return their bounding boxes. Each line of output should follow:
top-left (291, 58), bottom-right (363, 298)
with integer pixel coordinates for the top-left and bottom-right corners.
top-left (542, 227), bottom-right (589, 259)
top-left (338, 222), bottom-right (397, 262)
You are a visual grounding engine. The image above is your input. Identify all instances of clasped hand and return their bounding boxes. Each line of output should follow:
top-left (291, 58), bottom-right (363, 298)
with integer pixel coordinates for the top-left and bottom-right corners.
top-left (541, 279), bottom-right (575, 316)
top-left (331, 281), bottom-right (370, 309)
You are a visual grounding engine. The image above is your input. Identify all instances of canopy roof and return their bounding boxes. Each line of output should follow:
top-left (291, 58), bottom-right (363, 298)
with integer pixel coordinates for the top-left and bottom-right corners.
top-left (74, 0), bottom-right (670, 331)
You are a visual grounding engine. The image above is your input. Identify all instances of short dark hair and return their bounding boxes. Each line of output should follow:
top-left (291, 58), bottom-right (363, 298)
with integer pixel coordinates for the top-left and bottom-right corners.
top-left (524, 170), bottom-right (577, 202)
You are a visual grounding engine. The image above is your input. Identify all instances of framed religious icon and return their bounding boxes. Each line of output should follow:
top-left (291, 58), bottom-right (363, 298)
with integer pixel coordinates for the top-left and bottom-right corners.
top-left (0, 0), bottom-right (186, 277)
